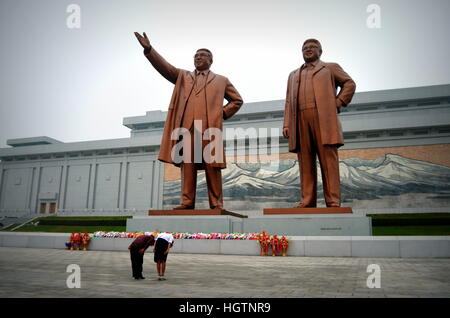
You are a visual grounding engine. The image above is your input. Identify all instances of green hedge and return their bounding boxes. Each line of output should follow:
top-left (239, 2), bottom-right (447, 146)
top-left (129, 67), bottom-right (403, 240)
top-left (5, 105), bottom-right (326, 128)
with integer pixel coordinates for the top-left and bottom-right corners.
top-left (368, 213), bottom-right (450, 226)
top-left (371, 218), bottom-right (450, 226)
top-left (33, 214), bottom-right (450, 227)
top-left (38, 217), bottom-right (130, 226)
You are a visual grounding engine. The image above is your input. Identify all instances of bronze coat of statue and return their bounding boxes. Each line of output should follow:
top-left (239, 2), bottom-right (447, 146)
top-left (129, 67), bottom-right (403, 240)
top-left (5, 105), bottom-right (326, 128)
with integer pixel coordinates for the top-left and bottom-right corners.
top-left (135, 32), bottom-right (243, 210)
top-left (283, 39), bottom-right (356, 208)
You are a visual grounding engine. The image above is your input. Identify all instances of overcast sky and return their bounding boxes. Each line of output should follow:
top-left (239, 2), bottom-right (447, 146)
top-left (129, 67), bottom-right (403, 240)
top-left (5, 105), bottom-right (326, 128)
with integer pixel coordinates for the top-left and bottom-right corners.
top-left (0, 0), bottom-right (449, 148)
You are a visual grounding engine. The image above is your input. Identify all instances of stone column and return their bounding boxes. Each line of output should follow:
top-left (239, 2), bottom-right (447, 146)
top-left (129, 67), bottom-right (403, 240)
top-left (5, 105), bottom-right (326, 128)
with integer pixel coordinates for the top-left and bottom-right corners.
top-left (0, 164), bottom-right (4, 210)
top-left (119, 158), bottom-right (128, 211)
top-left (58, 160), bottom-right (68, 210)
top-left (87, 159), bottom-right (97, 210)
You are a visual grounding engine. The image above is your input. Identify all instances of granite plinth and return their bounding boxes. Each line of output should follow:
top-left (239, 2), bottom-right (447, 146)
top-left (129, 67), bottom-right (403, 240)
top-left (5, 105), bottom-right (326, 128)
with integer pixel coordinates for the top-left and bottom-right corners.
top-left (244, 214), bottom-right (371, 236)
top-left (127, 213), bottom-right (371, 236)
top-left (148, 209), bottom-right (246, 218)
top-left (264, 207), bottom-right (353, 215)
top-left (127, 215), bottom-right (244, 233)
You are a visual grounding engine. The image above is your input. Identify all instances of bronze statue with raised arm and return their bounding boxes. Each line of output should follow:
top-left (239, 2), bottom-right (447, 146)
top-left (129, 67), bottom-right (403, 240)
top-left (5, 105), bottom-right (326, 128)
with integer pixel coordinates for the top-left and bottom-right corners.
top-left (135, 32), bottom-right (243, 210)
top-left (283, 39), bottom-right (356, 208)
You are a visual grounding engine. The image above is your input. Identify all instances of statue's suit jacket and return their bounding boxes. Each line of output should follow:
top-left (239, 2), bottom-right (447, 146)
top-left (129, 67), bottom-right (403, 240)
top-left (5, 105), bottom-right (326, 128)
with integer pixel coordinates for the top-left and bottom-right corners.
top-left (144, 47), bottom-right (243, 169)
top-left (283, 60), bottom-right (356, 152)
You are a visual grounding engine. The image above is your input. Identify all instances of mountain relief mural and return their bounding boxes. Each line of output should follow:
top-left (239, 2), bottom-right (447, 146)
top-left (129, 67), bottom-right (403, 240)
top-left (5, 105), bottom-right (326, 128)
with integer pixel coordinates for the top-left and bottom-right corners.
top-left (163, 154), bottom-right (450, 210)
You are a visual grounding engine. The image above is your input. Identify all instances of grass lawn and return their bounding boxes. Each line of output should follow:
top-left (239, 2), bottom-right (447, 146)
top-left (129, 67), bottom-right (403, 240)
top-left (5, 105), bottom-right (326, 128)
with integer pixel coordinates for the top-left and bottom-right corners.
top-left (38, 216), bottom-right (131, 221)
top-left (8, 225), bottom-right (127, 233)
top-left (369, 213), bottom-right (450, 235)
top-left (2, 216), bottom-right (130, 233)
top-left (372, 225), bottom-right (450, 236)
top-left (368, 213), bottom-right (450, 219)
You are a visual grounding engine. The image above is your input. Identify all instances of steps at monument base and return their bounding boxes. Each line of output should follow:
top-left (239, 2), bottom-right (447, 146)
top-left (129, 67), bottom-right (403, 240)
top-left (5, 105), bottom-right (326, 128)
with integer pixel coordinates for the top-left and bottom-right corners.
top-left (0, 232), bottom-right (449, 258)
top-left (127, 214), bottom-right (372, 236)
top-left (0, 216), bottom-right (36, 230)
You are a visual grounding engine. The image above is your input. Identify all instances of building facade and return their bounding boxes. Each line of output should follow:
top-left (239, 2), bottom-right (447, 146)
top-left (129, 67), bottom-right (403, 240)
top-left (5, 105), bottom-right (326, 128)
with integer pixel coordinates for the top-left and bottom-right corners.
top-left (1, 85), bottom-right (449, 216)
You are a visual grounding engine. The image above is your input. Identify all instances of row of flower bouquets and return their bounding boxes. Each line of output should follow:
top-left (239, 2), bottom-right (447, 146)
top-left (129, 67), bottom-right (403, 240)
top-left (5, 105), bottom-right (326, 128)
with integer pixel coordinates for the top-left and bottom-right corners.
top-left (91, 231), bottom-right (261, 240)
top-left (66, 231), bottom-right (289, 256)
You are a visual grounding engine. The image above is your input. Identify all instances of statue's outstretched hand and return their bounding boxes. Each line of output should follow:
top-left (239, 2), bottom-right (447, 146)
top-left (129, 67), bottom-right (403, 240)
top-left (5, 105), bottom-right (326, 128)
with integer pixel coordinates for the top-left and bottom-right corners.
top-left (134, 32), bottom-right (151, 50)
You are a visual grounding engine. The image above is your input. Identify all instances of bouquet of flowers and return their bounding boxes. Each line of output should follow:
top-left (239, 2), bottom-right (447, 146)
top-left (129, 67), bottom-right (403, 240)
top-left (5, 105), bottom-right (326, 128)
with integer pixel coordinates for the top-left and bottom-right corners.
top-left (257, 232), bottom-right (289, 256)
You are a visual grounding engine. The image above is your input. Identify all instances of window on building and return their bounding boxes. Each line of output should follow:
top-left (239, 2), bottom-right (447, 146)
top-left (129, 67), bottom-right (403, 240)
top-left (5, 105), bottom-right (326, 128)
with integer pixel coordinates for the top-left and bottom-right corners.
top-left (389, 131), bottom-right (404, 137)
top-left (417, 100), bottom-right (439, 106)
top-left (438, 128), bottom-right (450, 134)
top-left (356, 106), bottom-right (378, 111)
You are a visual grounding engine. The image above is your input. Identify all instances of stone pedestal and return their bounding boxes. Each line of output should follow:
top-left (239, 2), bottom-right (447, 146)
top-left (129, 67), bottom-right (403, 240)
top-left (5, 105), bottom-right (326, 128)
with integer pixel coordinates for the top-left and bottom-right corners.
top-left (127, 215), bottom-right (244, 233)
top-left (127, 208), bottom-right (371, 236)
top-left (264, 207), bottom-right (353, 215)
top-left (243, 214), bottom-right (371, 236)
top-left (148, 209), bottom-right (246, 218)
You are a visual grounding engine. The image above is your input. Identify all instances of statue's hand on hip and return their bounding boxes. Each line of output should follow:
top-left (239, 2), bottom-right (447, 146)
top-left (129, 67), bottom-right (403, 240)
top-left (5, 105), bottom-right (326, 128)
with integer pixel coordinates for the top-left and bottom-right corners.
top-left (336, 98), bottom-right (343, 114)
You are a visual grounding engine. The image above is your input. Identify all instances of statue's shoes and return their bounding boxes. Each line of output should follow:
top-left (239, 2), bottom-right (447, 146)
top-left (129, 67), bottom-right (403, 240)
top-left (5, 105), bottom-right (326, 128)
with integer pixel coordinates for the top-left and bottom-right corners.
top-left (173, 205), bottom-right (194, 210)
top-left (293, 203), bottom-right (315, 208)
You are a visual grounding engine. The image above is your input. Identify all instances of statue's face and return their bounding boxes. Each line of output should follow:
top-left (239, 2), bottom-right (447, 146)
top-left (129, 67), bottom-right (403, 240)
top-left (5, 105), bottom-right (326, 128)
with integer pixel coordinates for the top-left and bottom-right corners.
top-left (302, 42), bottom-right (321, 63)
top-left (194, 50), bottom-right (212, 71)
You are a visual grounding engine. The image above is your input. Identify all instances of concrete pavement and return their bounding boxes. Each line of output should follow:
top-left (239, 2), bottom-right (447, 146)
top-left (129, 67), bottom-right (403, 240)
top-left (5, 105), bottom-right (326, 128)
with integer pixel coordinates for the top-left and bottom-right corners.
top-left (0, 247), bottom-right (449, 298)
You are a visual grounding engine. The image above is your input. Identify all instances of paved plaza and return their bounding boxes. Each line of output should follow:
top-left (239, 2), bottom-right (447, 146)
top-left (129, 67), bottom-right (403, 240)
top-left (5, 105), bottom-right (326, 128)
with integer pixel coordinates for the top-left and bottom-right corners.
top-left (0, 247), bottom-right (449, 298)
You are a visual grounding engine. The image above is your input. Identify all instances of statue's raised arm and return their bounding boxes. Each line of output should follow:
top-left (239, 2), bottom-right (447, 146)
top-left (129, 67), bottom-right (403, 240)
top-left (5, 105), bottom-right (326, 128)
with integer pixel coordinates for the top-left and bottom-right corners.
top-left (134, 31), bottom-right (151, 51)
top-left (134, 32), bottom-right (179, 84)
